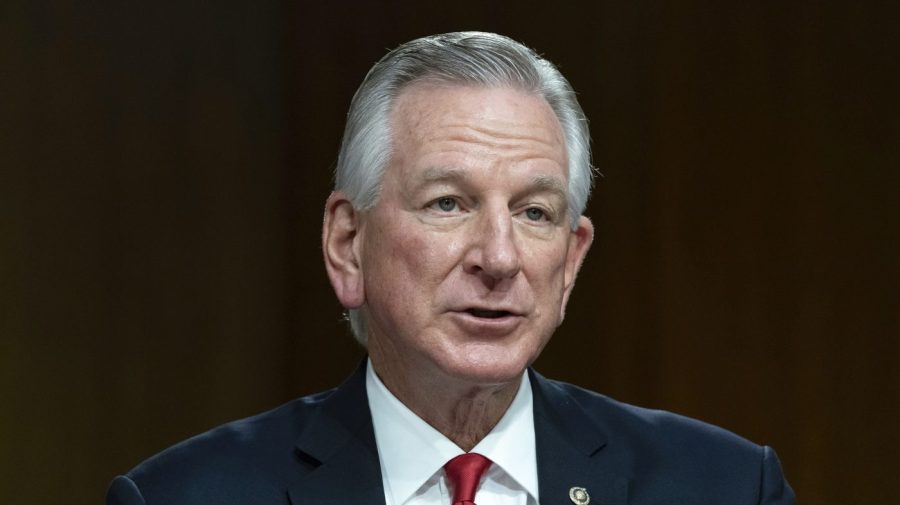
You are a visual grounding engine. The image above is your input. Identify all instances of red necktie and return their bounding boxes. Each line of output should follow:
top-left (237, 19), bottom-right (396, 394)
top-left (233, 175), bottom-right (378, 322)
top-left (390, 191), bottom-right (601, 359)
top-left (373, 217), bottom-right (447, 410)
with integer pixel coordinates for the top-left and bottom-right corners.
top-left (444, 453), bottom-right (493, 505)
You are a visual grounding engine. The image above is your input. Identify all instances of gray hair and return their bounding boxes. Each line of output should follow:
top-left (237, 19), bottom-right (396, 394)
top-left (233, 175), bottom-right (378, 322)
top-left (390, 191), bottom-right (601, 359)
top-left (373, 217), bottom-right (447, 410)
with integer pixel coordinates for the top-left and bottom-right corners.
top-left (334, 32), bottom-right (595, 344)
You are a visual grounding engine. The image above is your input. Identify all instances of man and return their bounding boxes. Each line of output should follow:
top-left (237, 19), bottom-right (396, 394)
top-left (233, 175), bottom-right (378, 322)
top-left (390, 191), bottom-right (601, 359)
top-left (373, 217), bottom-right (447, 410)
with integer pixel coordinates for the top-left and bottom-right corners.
top-left (108, 32), bottom-right (795, 505)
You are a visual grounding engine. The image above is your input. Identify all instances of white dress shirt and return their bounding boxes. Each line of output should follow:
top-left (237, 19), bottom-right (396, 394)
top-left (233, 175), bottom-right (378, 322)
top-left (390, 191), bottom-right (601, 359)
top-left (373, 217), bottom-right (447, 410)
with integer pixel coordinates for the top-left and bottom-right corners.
top-left (366, 360), bottom-right (539, 505)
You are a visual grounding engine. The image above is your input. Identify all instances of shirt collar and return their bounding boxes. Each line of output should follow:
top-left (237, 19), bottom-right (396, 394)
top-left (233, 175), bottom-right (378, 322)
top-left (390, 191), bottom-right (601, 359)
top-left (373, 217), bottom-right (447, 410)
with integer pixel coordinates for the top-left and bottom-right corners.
top-left (366, 359), bottom-right (538, 505)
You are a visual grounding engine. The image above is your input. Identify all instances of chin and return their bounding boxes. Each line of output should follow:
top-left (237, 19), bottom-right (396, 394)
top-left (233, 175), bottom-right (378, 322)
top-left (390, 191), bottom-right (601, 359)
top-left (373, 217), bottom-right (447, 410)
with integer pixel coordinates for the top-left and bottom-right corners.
top-left (438, 346), bottom-right (535, 387)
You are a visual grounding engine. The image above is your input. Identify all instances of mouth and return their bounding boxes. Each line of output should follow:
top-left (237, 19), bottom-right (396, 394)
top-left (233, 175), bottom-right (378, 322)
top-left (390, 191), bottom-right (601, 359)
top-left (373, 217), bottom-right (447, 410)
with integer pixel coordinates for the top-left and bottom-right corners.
top-left (465, 308), bottom-right (514, 319)
top-left (451, 306), bottom-right (524, 335)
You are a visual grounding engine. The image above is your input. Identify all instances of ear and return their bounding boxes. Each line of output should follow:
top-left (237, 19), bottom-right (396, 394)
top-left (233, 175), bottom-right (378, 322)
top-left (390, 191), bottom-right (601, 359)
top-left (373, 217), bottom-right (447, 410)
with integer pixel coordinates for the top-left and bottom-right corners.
top-left (322, 191), bottom-right (365, 308)
top-left (559, 215), bottom-right (594, 322)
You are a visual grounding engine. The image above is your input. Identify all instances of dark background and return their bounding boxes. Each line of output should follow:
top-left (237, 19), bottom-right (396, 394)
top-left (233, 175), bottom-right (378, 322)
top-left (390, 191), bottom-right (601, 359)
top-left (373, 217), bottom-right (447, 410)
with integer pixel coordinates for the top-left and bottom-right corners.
top-left (3, 1), bottom-right (898, 504)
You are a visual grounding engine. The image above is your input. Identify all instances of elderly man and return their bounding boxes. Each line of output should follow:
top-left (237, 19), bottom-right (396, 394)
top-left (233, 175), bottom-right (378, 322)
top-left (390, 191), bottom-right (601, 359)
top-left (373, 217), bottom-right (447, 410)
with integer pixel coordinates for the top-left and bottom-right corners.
top-left (108, 32), bottom-right (795, 505)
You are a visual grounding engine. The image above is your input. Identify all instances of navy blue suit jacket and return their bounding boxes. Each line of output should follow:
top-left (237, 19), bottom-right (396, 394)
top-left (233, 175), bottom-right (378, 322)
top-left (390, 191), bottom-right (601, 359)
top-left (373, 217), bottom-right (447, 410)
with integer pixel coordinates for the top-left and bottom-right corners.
top-left (107, 363), bottom-right (795, 504)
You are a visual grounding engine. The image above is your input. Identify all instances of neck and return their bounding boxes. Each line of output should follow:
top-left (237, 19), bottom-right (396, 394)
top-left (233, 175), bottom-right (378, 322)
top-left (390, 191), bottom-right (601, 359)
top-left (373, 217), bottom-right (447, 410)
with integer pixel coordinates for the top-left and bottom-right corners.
top-left (370, 358), bottom-right (520, 451)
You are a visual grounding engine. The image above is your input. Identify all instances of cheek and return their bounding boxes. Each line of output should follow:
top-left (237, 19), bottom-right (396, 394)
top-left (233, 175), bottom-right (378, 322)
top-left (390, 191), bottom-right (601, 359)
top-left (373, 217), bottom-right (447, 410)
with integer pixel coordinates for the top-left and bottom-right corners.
top-left (366, 224), bottom-right (460, 297)
top-left (394, 231), bottom-right (446, 274)
top-left (397, 222), bottom-right (469, 270)
top-left (522, 241), bottom-right (568, 289)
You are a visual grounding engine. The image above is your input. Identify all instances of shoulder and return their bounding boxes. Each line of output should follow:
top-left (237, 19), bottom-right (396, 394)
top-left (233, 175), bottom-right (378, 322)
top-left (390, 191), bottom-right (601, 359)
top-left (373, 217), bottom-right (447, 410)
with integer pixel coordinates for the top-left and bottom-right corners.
top-left (564, 381), bottom-right (760, 448)
top-left (531, 374), bottom-right (794, 503)
top-left (534, 373), bottom-right (760, 455)
top-left (110, 389), bottom-right (334, 505)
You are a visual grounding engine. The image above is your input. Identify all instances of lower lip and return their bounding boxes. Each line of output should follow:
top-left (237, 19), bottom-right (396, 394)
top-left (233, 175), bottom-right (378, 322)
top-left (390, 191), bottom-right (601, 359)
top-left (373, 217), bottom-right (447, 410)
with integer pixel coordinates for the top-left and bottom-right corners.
top-left (450, 311), bottom-right (524, 335)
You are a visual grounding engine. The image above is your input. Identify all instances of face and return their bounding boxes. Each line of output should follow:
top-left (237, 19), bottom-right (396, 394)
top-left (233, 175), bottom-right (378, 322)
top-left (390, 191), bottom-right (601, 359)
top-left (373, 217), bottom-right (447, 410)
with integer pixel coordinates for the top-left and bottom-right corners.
top-left (329, 84), bottom-right (592, 393)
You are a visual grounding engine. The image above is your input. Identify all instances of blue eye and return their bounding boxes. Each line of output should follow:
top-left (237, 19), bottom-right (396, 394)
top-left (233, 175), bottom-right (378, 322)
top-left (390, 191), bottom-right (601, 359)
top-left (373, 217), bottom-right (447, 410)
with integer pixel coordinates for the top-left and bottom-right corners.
top-left (435, 197), bottom-right (457, 212)
top-left (524, 207), bottom-right (546, 221)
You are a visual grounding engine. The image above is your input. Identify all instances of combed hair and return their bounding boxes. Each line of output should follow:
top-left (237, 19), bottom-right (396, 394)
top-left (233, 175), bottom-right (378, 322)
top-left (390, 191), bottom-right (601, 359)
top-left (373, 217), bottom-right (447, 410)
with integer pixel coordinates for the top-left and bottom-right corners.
top-left (334, 32), bottom-right (595, 344)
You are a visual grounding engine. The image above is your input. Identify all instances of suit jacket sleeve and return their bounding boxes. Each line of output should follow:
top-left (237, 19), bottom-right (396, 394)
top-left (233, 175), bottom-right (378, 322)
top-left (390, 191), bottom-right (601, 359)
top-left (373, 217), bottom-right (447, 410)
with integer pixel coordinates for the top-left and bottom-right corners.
top-left (760, 446), bottom-right (796, 505)
top-left (107, 475), bottom-right (146, 505)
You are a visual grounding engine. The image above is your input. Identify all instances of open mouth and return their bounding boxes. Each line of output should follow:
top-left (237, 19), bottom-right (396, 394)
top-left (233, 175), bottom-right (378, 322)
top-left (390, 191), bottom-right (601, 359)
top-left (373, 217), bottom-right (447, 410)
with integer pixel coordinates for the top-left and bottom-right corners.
top-left (466, 308), bottom-right (513, 319)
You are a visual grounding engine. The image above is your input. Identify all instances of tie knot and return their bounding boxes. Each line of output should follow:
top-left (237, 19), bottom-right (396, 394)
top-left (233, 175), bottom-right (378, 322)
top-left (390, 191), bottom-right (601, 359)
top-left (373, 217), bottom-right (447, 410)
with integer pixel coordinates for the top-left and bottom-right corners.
top-left (444, 453), bottom-right (492, 505)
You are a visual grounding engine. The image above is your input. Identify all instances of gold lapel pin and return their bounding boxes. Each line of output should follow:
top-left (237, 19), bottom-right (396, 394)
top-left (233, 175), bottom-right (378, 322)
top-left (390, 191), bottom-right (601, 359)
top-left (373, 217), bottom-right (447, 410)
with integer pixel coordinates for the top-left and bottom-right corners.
top-left (569, 486), bottom-right (590, 505)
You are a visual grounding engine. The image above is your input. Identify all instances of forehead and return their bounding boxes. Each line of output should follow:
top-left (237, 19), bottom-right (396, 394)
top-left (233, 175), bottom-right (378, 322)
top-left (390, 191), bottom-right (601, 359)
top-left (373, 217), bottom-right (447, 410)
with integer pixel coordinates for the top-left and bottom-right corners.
top-left (388, 83), bottom-right (567, 171)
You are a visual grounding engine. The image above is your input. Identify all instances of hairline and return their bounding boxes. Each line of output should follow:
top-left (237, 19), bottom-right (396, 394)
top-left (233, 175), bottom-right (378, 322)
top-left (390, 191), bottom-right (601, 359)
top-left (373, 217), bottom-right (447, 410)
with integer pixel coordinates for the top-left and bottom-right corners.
top-left (334, 32), bottom-right (595, 345)
top-left (357, 79), bottom-right (582, 226)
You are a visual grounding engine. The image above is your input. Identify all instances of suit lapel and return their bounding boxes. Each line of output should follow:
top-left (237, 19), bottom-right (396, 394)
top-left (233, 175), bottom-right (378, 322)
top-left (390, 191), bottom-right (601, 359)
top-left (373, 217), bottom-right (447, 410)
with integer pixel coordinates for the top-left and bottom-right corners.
top-left (286, 364), bottom-right (628, 505)
top-left (288, 362), bottom-right (385, 505)
top-left (531, 370), bottom-right (629, 505)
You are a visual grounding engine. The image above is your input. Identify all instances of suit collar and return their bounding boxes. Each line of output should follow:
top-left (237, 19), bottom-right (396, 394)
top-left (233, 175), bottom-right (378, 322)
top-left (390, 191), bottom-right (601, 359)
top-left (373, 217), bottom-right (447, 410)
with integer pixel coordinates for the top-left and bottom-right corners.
top-left (530, 369), bottom-right (628, 505)
top-left (288, 360), bottom-right (385, 505)
top-left (287, 363), bottom-right (628, 505)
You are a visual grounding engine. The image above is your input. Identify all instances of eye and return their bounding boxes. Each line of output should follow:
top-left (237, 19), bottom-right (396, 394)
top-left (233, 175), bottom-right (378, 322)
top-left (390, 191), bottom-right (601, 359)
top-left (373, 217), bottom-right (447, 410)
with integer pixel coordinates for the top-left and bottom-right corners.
top-left (524, 207), bottom-right (548, 221)
top-left (430, 197), bottom-right (459, 212)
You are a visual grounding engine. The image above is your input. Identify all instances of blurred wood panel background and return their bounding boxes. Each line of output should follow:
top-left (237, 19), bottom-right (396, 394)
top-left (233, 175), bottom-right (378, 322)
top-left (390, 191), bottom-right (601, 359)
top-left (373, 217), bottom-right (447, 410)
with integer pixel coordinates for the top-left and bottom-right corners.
top-left (2, 1), bottom-right (897, 503)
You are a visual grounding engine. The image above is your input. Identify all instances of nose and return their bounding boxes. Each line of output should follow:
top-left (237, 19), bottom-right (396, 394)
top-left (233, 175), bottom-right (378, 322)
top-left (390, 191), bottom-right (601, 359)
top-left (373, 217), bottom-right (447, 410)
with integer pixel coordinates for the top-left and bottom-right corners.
top-left (463, 206), bottom-right (521, 284)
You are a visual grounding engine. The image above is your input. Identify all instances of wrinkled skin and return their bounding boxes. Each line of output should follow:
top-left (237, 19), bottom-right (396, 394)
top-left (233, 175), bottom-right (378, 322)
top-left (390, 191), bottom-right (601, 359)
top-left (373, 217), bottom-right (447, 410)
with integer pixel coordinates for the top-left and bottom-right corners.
top-left (323, 84), bottom-right (593, 448)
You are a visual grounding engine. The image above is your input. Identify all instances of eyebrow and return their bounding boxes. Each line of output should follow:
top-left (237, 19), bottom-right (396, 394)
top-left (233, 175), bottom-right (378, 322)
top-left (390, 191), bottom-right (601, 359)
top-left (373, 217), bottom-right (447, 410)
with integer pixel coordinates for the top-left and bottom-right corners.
top-left (528, 174), bottom-right (568, 200)
top-left (418, 166), bottom-right (467, 185)
top-left (415, 166), bottom-right (568, 202)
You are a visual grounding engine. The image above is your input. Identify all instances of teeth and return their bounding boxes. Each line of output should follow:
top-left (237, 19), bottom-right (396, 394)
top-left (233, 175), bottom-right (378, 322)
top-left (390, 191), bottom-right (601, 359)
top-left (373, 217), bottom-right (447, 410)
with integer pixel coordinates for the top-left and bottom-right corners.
top-left (468, 309), bottom-right (509, 319)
